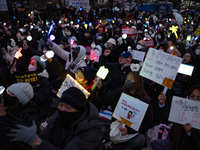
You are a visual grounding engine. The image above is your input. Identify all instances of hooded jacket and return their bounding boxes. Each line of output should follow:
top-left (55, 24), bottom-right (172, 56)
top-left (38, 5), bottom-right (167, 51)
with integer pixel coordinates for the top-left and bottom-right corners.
top-left (50, 44), bottom-right (87, 73)
top-left (37, 102), bottom-right (103, 150)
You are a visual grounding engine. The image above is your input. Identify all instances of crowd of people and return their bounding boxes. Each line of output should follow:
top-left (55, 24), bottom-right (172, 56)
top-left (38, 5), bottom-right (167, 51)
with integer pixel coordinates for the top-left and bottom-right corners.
top-left (0, 3), bottom-right (200, 150)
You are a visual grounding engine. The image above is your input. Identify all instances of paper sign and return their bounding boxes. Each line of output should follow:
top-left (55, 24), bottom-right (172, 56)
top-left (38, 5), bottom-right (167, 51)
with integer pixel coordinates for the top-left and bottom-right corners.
top-left (132, 50), bottom-right (146, 62)
top-left (57, 74), bottom-right (90, 99)
top-left (140, 48), bottom-right (182, 89)
top-left (14, 72), bottom-right (39, 88)
top-left (113, 93), bottom-right (149, 131)
top-left (121, 26), bottom-right (137, 36)
top-left (178, 63), bottom-right (194, 76)
top-left (144, 39), bottom-right (155, 48)
top-left (169, 96), bottom-right (200, 130)
top-left (90, 50), bottom-right (100, 62)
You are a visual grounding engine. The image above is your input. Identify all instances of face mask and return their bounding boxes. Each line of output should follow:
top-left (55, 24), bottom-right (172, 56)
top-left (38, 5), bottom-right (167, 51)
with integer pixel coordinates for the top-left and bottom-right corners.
top-left (195, 49), bottom-right (200, 55)
top-left (125, 80), bottom-right (136, 90)
top-left (158, 35), bottom-right (162, 39)
top-left (149, 31), bottom-right (152, 35)
top-left (72, 50), bottom-right (78, 59)
top-left (66, 32), bottom-right (71, 36)
top-left (58, 110), bottom-right (82, 127)
top-left (136, 45), bottom-right (142, 50)
top-left (91, 44), bottom-right (96, 49)
top-left (21, 36), bottom-right (24, 40)
top-left (28, 64), bottom-right (37, 72)
top-left (3, 93), bottom-right (18, 107)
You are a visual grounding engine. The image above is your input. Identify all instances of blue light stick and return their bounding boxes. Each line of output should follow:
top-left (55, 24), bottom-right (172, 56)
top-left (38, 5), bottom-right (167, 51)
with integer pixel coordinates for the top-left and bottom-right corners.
top-left (47, 21), bottom-right (55, 36)
top-left (195, 36), bottom-right (199, 41)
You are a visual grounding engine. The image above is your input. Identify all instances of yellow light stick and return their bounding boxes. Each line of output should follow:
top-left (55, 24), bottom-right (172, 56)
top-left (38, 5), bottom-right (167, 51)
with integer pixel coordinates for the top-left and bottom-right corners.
top-left (170, 25), bottom-right (178, 38)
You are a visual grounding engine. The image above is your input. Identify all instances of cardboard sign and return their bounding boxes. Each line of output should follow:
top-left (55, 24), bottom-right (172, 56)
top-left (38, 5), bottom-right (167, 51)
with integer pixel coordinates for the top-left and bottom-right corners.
top-left (57, 74), bottom-right (90, 99)
top-left (194, 27), bottom-right (200, 37)
top-left (178, 63), bottom-right (194, 76)
top-left (113, 93), bottom-right (149, 131)
top-left (144, 39), bottom-right (155, 48)
top-left (169, 96), bottom-right (200, 130)
top-left (140, 48), bottom-right (182, 89)
top-left (90, 50), bottom-right (100, 62)
top-left (14, 72), bottom-right (39, 88)
top-left (121, 26), bottom-right (137, 36)
top-left (132, 50), bottom-right (146, 62)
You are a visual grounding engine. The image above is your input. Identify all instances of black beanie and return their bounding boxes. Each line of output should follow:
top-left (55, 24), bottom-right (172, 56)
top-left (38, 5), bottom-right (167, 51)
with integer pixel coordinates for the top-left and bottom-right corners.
top-left (60, 87), bottom-right (87, 111)
top-left (81, 67), bottom-right (97, 84)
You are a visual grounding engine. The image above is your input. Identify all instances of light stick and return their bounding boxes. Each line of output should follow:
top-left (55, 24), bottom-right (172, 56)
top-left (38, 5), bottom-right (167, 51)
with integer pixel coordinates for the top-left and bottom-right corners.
top-left (170, 25), bottom-right (178, 38)
top-left (47, 21), bottom-right (55, 36)
top-left (14, 48), bottom-right (22, 59)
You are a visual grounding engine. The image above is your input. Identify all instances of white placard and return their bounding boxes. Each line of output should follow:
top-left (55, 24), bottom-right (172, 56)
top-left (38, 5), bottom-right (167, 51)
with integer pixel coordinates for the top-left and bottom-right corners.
top-left (57, 74), bottom-right (90, 99)
top-left (169, 96), bottom-right (200, 130)
top-left (90, 50), bottom-right (100, 62)
top-left (113, 93), bottom-right (149, 131)
top-left (140, 48), bottom-right (182, 86)
top-left (0, 0), bottom-right (8, 11)
top-left (178, 63), bottom-right (194, 76)
top-left (132, 50), bottom-right (146, 62)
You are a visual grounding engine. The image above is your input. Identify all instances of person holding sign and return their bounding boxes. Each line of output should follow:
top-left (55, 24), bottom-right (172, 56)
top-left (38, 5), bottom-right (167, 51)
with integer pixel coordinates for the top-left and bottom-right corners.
top-left (152, 84), bottom-right (200, 150)
top-left (96, 71), bottom-right (153, 150)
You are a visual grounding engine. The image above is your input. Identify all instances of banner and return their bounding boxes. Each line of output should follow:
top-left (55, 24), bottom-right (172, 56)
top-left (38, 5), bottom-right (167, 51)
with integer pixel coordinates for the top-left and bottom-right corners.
top-left (132, 50), bottom-right (146, 62)
top-left (57, 74), bottom-right (90, 98)
top-left (67, 0), bottom-right (90, 11)
top-left (169, 96), bottom-right (200, 130)
top-left (14, 72), bottom-right (39, 88)
top-left (83, 45), bottom-right (92, 55)
top-left (113, 93), bottom-right (148, 131)
top-left (0, 0), bottom-right (8, 11)
top-left (140, 48), bottom-right (182, 89)
top-left (121, 26), bottom-right (137, 36)
top-left (144, 39), bottom-right (155, 48)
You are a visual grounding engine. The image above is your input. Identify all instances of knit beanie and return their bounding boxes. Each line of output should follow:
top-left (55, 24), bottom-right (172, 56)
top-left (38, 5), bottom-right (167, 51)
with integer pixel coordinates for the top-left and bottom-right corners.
top-left (60, 87), bottom-right (87, 111)
top-left (7, 83), bottom-right (34, 106)
top-left (31, 55), bottom-right (46, 70)
top-left (81, 67), bottom-right (97, 84)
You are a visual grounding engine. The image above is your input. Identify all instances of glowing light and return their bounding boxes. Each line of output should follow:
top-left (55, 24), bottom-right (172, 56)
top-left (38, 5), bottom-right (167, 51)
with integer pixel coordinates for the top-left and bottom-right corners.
top-left (70, 21), bottom-right (73, 24)
top-left (70, 39), bottom-right (74, 45)
top-left (59, 20), bottom-right (62, 24)
top-left (187, 35), bottom-right (191, 41)
top-left (170, 25), bottom-right (178, 38)
top-left (0, 86), bottom-right (5, 95)
top-left (83, 21), bottom-right (85, 24)
top-left (14, 48), bottom-right (22, 59)
top-left (97, 66), bottom-right (109, 80)
top-left (47, 21), bottom-right (55, 36)
top-left (122, 34), bottom-right (127, 39)
top-left (30, 25), bottom-right (33, 29)
top-left (27, 36), bottom-right (32, 41)
top-left (89, 22), bottom-right (92, 27)
top-left (50, 35), bottom-right (55, 41)
top-left (84, 24), bottom-right (88, 29)
top-left (77, 19), bottom-right (80, 24)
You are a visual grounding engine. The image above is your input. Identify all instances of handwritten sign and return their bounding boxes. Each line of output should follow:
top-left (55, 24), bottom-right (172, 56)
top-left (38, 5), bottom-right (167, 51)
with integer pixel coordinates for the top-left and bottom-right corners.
top-left (113, 93), bottom-right (148, 131)
top-left (121, 26), bottom-right (137, 36)
top-left (132, 50), bottom-right (146, 62)
top-left (57, 74), bottom-right (90, 99)
top-left (90, 50), bottom-right (100, 62)
top-left (14, 72), bottom-right (39, 88)
top-left (140, 48), bottom-right (182, 89)
top-left (169, 96), bottom-right (200, 130)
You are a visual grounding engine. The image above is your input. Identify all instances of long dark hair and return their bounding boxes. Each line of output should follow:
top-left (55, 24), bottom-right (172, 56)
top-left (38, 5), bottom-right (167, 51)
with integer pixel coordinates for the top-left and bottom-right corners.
top-left (123, 71), bottom-right (151, 101)
top-left (188, 84), bottom-right (200, 97)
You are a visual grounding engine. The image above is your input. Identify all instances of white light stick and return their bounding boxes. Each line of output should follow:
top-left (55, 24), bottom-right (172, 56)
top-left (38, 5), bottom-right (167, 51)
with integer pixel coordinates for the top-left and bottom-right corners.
top-left (122, 34), bottom-right (127, 39)
top-left (119, 123), bottom-right (126, 138)
top-left (27, 35), bottom-right (32, 41)
top-left (91, 66), bottom-right (109, 91)
top-left (40, 50), bottom-right (55, 61)
top-left (0, 86), bottom-right (5, 104)
top-left (0, 86), bottom-right (5, 95)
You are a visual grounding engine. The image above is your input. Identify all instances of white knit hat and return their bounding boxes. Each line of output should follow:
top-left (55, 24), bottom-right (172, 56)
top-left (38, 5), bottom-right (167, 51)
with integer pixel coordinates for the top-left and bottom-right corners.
top-left (7, 83), bottom-right (34, 105)
top-left (107, 38), bottom-right (116, 45)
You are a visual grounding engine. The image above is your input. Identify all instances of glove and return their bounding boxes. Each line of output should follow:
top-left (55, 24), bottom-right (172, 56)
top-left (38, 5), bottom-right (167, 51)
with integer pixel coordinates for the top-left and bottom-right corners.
top-left (47, 38), bottom-right (54, 47)
top-left (8, 120), bottom-right (38, 145)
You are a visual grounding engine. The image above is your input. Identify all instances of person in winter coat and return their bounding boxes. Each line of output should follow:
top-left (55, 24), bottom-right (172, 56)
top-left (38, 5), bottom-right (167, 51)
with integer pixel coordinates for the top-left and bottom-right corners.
top-left (0, 82), bottom-right (39, 150)
top-left (28, 55), bottom-right (52, 121)
top-left (96, 71), bottom-right (153, 150)
top-left (5, 87), bottom-right (103, 150)
top-left (152, 84), bottom-right (200, 150)
top-left (48, 40), bottom-right (87, 73)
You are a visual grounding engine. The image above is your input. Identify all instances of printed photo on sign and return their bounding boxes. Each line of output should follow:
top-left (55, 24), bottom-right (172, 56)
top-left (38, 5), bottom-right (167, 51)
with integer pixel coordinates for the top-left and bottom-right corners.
top-left (113, 93), bottom-right (148, 131)
top-left (140, 48), bottom-right (182, 88)
top-left (168, 96), bottom-right (200, 130)
top-left (57, 74), bottom-right (90, 99)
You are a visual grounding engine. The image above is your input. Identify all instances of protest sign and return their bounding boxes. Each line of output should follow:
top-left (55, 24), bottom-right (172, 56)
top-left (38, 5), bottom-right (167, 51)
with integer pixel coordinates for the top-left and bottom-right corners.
top-left (178, 63), bottom-right (194, 76)
top-left (132, 50), bottom-right (146, 62)
top-left (194, 27), bottom-right (200, 37)
top-left (67, 0), bottom-right (90, 10)
top-left (57, 74), bottom-right (90, 99)
top-left (14, 72), bottom-right (39, 88)
top-left (90, 50), bottom-right (100, 62)
top-left (121, 26), bottom-right (137, 36)
top-left (144, 39), bottom-right (155, 48)
top-left (169, 96), bottom-right (200, 130)
top-left (140, 48), bottom-right (182, 89)
top-left (83, 45), bottom-right (92, 55)
top-left (113, 93), bottom-right (149, 131)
